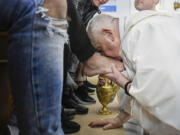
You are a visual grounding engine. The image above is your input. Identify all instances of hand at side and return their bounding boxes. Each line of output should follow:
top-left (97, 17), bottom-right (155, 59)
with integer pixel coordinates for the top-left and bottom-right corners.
top-left (89, 110), bottom-right (130, 130)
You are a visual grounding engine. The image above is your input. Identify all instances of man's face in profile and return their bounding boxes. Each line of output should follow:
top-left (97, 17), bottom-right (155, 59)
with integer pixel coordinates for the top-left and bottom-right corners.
top-left (134, 0), bottom-right (157, 10)
top-left (87, 15), bottom-right (121, 60)
top-left (95, 33), bottom-right (121, 60)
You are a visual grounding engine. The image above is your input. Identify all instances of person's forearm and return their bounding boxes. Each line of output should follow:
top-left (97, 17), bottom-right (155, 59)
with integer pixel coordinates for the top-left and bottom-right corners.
top-left (116, 110), bottom-right (131, 124)
top-left (116, 75), bottom-right (129, 89)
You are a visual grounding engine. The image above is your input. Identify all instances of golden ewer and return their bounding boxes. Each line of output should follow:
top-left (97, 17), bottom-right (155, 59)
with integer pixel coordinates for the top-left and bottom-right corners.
top-left (96, 77), bottom-right (119, 115)
top-left (174, 2), bottom-right (180, 10)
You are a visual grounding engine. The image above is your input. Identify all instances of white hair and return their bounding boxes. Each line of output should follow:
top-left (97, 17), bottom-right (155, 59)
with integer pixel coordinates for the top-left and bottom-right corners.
top-left (87, 14), bottom-right (115, 48)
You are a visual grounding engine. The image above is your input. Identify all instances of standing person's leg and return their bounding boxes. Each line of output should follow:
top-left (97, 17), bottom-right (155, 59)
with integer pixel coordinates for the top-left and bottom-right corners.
top-left (0, 0), bottom-right (68, 134)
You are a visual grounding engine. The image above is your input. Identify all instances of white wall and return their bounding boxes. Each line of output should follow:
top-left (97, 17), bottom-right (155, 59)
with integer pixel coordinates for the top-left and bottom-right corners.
top-left (116, 0), bottom-right (131, 17)
top-left (100, 0), bottom-right (178, 18)
top-left (100, 0), bottom-right (132, 17)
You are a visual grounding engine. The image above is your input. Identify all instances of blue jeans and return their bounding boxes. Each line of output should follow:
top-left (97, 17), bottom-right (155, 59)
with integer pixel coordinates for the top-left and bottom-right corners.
top-left (0, 0), bottom-right (68, 134)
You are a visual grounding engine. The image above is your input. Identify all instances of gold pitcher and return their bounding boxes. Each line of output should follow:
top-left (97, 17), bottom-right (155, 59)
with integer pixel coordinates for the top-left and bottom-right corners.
top-left (96, 77), bottom-right (119, 115)
top-left (174, 2), bottom-right (180, 10)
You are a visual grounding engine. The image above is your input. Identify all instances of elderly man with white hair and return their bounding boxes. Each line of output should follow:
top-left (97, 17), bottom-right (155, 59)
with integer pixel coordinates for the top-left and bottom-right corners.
top-left (87, 11), bottom-right (180, 135)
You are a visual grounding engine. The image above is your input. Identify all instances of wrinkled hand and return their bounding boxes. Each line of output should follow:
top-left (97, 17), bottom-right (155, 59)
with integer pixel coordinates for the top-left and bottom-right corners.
top-left (104, 64), bottom-right (128, 88)
top-left (89, 110), bottom-right (130, 130)
top-left (83, 53), bottom-right (124, 77)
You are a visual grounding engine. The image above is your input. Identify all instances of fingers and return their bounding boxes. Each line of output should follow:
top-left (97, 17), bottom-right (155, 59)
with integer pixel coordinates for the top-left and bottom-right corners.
top-left (103, 123), bottom-right (114, 130)
top-left (89, 118), bottom-right (121, 131)
top-left (89, 119), bottom-right (109, 127)
top-left (103, 64), bottom-right (122, 83)
top-left (98, 77), bottom-right (106, 86)
top-left (111, 64), bottom-right (119, 75)
top-left (102, 64), bottom-right (118, 81)
top-left (103, 73), bottom-right (115, 81)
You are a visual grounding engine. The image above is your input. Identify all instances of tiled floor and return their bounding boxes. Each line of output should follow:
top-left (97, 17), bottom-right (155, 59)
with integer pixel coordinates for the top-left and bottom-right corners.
top-left (68, 76), bottom-right (124, 135)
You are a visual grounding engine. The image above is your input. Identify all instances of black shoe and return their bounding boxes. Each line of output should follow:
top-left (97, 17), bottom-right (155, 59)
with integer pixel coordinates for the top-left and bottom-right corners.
top-left (80, 84), bottom-right (95, 93)
top-left (63, 98), bottom-right (88, 114)
top-left (75, 86), bottom-right (96, 104)
top-left (71, 91), bottom-right (94, 105)
top-left (87, 88), bottom-right (95, 93)
top-left (62, 119), bottom-right (80, 134)
top-left (62, 110), bottom-right (75, 121)
top-left (84, 84), bottom-right (95, 93)
top-left (84, 80), bottom-right (96, 88)
top-left (63, 108), bottom-right (76, 113)
top-left (64, 108), bottom-right (76, 117)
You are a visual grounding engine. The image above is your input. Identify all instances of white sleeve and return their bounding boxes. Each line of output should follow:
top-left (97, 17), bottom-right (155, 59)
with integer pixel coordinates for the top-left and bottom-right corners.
top-left (119, 87), bottom-right (131, 114)
top-left (122, 20), bottom-right (180, 132)
top-left (119, 71), bottom-right (134, 114)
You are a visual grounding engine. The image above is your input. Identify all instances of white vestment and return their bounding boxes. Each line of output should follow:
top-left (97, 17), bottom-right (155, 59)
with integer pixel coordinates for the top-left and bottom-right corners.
top-left (119, 10), bottom-right (180, 135)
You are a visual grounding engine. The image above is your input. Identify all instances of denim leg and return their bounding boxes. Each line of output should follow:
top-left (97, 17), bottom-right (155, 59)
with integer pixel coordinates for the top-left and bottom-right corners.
top-left (30, 8), bottom-right (68, 134)
top-left (0, 0), bottom-right (68, 134)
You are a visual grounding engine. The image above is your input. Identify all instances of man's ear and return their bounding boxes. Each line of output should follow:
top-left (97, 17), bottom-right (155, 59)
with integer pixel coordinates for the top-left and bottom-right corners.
top-left (102, 28), bottom-right (114, 42)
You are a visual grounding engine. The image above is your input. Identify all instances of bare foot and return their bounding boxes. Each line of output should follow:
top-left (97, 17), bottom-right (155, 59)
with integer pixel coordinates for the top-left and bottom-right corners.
top-left (83, 53), bottom-right (124, 76)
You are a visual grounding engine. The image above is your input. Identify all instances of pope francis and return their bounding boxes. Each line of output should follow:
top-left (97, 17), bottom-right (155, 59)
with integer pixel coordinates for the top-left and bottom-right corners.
top-left (87, 10), bottom-right (180, 135)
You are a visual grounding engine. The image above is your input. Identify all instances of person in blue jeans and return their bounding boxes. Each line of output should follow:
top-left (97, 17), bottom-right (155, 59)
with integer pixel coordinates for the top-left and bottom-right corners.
top-left (0, 0), bottom-right (68, 134)
top-left (0, 0), bottom-right (124, 134)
